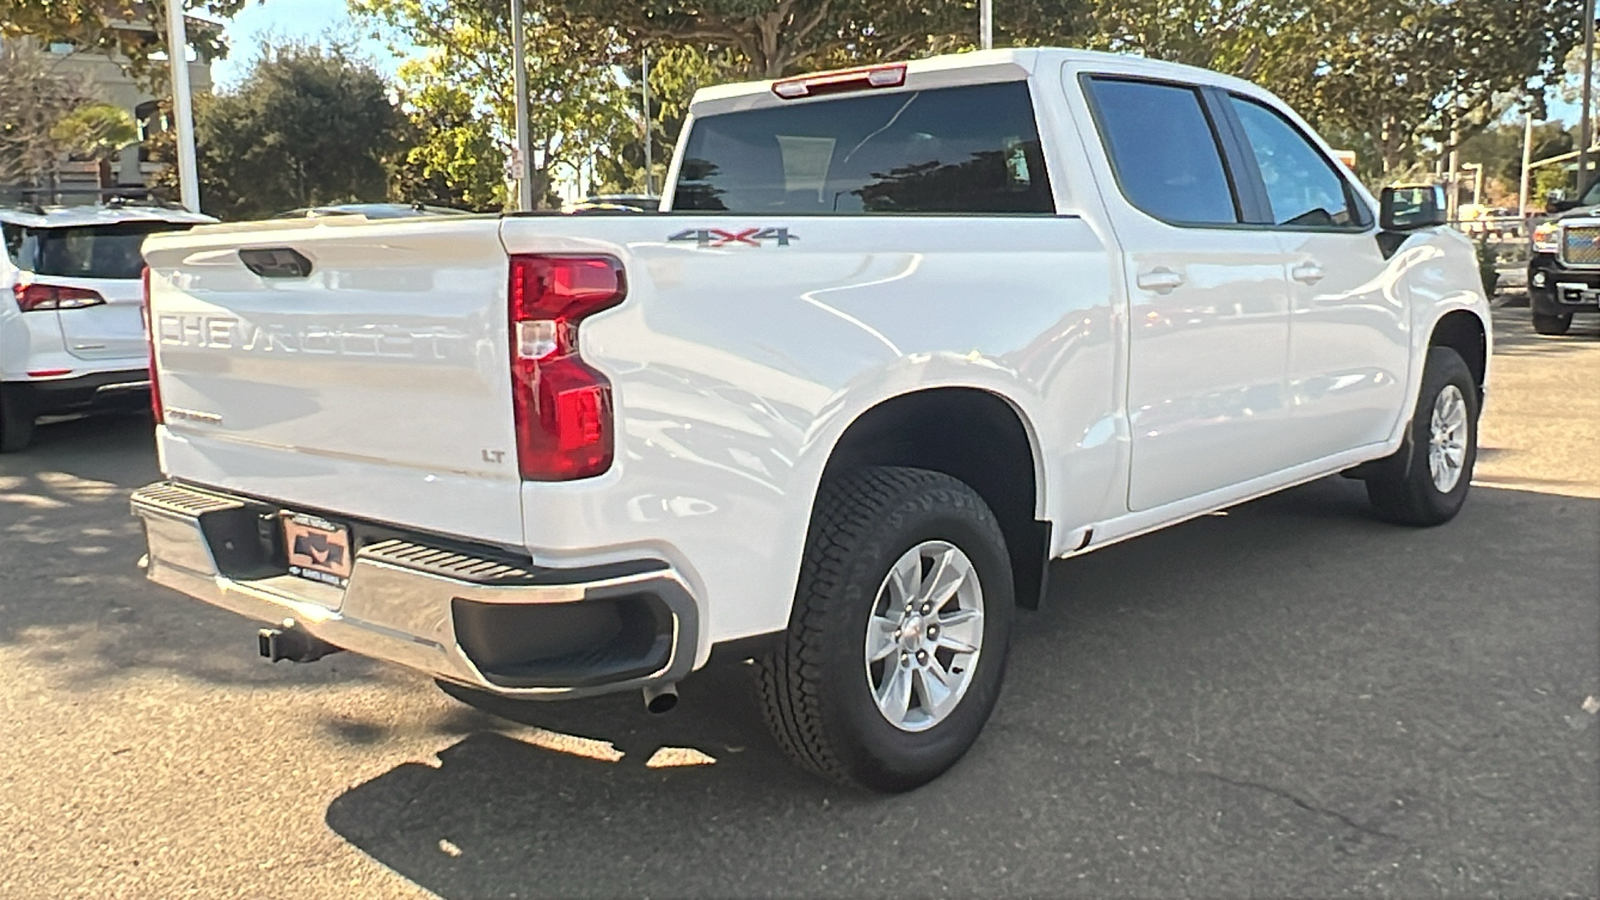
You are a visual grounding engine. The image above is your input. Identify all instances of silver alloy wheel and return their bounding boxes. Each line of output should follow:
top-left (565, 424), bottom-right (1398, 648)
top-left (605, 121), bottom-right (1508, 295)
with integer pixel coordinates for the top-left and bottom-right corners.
top-left (864, 540), bottom-right (985, 733)
top-left (1428, 383), bottom-right (1469, 493)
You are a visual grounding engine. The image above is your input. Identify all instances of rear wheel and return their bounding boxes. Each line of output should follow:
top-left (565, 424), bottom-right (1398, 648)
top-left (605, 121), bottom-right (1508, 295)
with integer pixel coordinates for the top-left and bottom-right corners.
top-left (756, 466), bottom-right (1013, 792)
top-left (1365, 347), bottom-right (1478, 526)
top-left (0, 387), bottom-right (35, 453)
top-left (1531, 312), bottom-right (1572, 336)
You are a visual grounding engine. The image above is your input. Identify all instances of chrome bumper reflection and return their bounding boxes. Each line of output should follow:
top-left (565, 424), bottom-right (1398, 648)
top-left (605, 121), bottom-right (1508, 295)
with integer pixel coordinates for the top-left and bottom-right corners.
top-left (130, 481), bottom-right (698, 697)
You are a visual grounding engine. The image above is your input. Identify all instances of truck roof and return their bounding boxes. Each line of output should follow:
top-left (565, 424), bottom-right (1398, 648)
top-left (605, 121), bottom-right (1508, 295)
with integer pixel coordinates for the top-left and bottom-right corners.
top-left (0, 204), bottom-right (218, 230)
top-left (689, 47), bottom-right (1266, 115)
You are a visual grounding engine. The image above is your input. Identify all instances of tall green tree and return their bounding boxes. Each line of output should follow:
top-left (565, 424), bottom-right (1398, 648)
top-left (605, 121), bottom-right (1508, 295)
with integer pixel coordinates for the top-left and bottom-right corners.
top-left (2, 0), bottom-right (241, 76)
top-left (545, 0), bottom-right (1090, 79)
top-left (193, 41), bottom-right (409, 219)
top-left (354, 0), bottom-right (633, 208)
top-left (391, 58), bottom-right (509, 210)
top-left (592, 44), bottom-right (741, 195)
top-left (1260, 0), bottom-right (1584, 177)
top-left (0, 41), bottom-right (92, 186)
top-left (1068, 0), bottom-right (1582, 180)
top-left (0, 41), bottom-right (136, 188)
top-left (1077, 0), bottom-right (1296, 76)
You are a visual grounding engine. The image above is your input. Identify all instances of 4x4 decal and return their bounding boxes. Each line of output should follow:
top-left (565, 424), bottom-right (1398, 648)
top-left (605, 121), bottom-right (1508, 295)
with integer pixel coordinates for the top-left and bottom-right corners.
top-left (667, 227), bottom-right (797, 247)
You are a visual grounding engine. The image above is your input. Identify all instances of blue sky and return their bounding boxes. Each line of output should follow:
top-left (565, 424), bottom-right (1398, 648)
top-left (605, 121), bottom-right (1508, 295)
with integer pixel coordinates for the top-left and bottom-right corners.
top-left (209, 0), bottom-right (1584, 125)
top-left (210, 0), bottom-right (410, 87)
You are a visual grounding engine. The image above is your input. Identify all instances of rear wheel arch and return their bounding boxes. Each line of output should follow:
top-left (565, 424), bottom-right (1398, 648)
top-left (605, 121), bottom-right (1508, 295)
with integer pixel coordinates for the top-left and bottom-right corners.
top-left (816, 387), bottom-right (1051, 609)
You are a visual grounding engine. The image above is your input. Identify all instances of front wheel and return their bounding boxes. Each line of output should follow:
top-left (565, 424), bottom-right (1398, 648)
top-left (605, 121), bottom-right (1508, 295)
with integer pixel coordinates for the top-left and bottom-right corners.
top-left (1365, 347), bottom-right (1479, 526)
top-left (1531, 312), bottom-right (1572, 336)
top-left (756, 466), bottom-right (1014, 792)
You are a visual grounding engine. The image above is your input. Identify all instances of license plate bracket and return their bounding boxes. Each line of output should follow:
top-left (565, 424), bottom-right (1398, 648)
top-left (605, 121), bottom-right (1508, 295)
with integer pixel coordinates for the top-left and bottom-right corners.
top-left (282, 512), bottom-right (353, 587)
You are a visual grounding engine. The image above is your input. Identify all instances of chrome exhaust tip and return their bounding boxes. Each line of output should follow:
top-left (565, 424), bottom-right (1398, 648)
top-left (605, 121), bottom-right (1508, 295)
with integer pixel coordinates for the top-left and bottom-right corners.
top-left (643, 682), bottom-right (679, 714)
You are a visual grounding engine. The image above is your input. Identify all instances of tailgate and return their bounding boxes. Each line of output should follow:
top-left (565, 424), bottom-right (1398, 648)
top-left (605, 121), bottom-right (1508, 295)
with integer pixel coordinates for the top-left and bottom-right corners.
top-left (141, 216), bottom-right (526, 546)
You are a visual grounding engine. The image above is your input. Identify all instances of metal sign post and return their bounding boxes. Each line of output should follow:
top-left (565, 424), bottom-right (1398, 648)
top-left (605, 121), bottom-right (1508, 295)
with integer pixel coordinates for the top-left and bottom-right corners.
top-left (1579, 0), bottom-right (1596, 193)
top-left (164, 0), bottom-right (200, 212)
top-left (642, 47), bottom-right (652, 196)
top-left (510, 0), bottom-right (533, 211)
top-left (980, 0), bottom-right (993, 50)
top-left (1519, 113), bottom-right (1533, 216)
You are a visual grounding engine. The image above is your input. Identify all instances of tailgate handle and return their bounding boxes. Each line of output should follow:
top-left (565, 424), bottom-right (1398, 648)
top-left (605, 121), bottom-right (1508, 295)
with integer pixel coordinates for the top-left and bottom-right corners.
top-left (239, 248), bottom-right (313, 279)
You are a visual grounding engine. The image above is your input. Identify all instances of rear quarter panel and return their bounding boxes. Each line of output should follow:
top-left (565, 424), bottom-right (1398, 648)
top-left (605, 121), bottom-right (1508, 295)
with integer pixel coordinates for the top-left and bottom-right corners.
top-left (502, 214), bottom-right (1122, 658)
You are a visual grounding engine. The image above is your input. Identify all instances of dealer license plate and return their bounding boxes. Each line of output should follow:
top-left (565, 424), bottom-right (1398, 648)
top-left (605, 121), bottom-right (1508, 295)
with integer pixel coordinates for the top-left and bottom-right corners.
top-left (283, 512), bottom-right (353, 587)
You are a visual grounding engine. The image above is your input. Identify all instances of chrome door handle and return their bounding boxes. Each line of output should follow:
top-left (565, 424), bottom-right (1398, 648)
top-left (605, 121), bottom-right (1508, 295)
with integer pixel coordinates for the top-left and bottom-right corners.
top-left (1136, 267), bottom-right (1185, 293)
top-left (1291, 263), bottom-right (1326, 284)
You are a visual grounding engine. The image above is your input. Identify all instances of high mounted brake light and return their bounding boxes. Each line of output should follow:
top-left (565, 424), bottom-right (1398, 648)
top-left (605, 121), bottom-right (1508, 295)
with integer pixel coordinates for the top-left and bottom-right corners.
top-left (508, 255), bottom-right (626, 481)
top-left (13, 282), bottom-right (106, 312)
top-left (771, 63), bottom-right (907, 100)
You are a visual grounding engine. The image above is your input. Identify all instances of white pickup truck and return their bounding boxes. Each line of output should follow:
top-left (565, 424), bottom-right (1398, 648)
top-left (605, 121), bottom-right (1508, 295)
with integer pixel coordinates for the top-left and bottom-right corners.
top-left (133, 48), bottom-right (1490, 792)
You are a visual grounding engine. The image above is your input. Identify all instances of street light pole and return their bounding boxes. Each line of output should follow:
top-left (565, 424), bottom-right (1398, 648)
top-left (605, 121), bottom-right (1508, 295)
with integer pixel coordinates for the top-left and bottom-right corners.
top-left (1579, 0), bottom-right (1596, 194)
top-left (641, 47), bottom-right (652, 196)
top-left (1519, 112), bottom-right (1534, 216)
top-left (163, 0), bottom-right (199, 212)
top-left (980, 0), bottom-right (993, 50)
top-left (509, 0), bottom-right (533, 211)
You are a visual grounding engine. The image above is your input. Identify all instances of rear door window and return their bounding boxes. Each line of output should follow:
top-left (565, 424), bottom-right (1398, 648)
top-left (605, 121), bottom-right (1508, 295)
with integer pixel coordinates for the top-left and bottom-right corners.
top-left (674, 81), bottom-right (1053, 215)
top-left (1082, 78), bottom-right (1240, 226)
top-left (6, 222), bottom-right (188, 280)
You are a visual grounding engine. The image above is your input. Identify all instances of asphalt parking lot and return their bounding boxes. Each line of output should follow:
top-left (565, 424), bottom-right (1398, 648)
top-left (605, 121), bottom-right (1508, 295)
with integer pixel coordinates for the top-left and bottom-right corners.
top-left (2, 309), bottom-right (1596, 899)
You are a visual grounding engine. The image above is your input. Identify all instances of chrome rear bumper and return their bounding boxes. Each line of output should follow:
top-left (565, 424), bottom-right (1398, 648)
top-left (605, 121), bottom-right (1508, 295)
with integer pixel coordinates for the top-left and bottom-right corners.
top-left (131, 481), bottom-right (698, 698)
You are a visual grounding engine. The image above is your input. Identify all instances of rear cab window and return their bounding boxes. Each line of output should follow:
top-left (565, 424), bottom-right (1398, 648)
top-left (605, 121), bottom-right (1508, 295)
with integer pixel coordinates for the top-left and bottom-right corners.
top-left (673, 81), bottom-right (1054, 215)
top-left (2, 221), bottom-right (192, 280)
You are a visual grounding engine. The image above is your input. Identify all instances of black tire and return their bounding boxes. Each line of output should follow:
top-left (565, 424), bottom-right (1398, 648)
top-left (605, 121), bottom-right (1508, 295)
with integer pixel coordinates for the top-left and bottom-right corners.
top-left (1531, 312), bottom-right (1572, 336)
top-left (1365, 347), bottom-right (1478, 526)
top-left (0, 388), bottom-right (35, 453)
top-left (756, 466), bottom-right (1014, 792)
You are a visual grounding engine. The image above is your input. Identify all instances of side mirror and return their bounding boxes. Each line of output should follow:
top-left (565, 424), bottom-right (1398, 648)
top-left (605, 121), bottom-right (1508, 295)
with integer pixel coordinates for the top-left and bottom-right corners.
top-left (1380, 185), bottom-right (1447, 231)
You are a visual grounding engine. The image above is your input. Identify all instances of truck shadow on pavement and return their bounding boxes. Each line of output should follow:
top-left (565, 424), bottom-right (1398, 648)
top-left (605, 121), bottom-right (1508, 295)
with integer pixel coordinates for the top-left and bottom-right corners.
top-left (0, 412), bottom-right (395, 690)
top-left (324, 477), bottom-right (1599, 900)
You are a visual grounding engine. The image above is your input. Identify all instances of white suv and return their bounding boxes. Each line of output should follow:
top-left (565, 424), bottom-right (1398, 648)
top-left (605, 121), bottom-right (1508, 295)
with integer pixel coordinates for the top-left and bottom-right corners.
top-left (0, 202), bottom-right (215, 450)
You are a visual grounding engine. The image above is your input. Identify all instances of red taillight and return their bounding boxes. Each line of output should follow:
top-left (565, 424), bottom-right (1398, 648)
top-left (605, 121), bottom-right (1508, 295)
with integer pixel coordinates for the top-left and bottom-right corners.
top-left (772, 63), bottom-right (907, 99)
top-left (142, 266), bottom-right (164, 424)
top-left (13, 282), bottom-right (106, 311)
top-left (508, 255), bottom-right (625, 480)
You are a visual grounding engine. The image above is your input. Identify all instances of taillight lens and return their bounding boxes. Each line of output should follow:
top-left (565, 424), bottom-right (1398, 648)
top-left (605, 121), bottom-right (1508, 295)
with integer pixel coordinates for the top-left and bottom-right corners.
top-left (508, 255), bottom-right (625, 480)
top-left (142, 266), bottom-right (164, 424)
top-left (13, 283), bottom-right (106, 311)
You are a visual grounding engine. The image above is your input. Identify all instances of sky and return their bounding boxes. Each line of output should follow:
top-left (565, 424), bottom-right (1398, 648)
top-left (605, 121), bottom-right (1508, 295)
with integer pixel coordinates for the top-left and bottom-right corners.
top-left (210, 0), bottom-right (1585, 124)
top-left (210, 0), bottom-right (410, 87)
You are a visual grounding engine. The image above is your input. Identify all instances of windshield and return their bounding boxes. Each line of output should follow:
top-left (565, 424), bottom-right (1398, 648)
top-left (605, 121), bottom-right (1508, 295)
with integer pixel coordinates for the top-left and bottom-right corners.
top-left (1, 221), bottom-right (192, 280)
top-left (674, 81), bottom-right (1053, 215)
top-left (1583, 179), bottom-right (1600, 207)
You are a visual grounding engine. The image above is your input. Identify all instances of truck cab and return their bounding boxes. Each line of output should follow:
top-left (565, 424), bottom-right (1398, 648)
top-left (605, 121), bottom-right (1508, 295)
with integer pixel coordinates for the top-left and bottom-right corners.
top-left (1529, 179), bottom-right (1600, 334)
